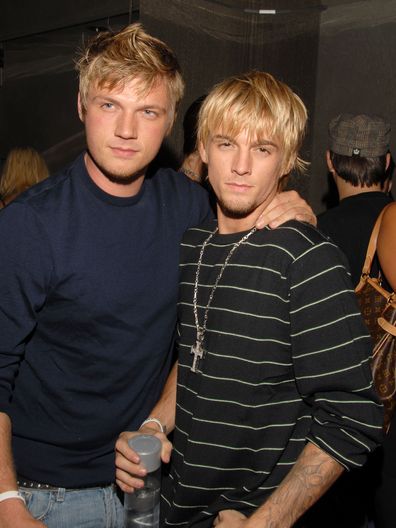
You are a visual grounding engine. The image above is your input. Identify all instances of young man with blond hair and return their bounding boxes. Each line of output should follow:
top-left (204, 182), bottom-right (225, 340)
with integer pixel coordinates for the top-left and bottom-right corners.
top-left (116, 71), bottom-right (383, 527)
top-left (0, 26), bottom-right (313, 528)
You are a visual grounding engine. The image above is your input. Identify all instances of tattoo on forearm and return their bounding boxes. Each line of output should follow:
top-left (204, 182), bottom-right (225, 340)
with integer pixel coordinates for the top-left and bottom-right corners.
top-left (248, 443), bottom-right (343, 528)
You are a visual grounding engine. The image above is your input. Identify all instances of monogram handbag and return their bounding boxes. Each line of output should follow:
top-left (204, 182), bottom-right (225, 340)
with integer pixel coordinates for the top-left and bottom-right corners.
top-left (355, 204), bottom-right (396, 432)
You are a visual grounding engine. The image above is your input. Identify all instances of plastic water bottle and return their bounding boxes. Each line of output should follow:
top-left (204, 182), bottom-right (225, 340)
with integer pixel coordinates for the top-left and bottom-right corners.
top-left (124, 434), bottom-right (162, 528)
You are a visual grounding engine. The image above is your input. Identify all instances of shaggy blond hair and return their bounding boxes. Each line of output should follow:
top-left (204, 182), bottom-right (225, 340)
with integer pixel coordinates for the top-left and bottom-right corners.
top-left (76, 23), bottom-right (185, 119)
top-left (198, 71), bottom-right (308, 174)
top-left (0, 147), bottom-right (49, 202)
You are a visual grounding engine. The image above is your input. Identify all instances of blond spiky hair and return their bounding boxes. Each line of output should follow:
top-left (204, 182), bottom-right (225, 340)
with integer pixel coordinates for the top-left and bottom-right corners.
top-left (76, 23), bottom-right (185, 118)
top-left (198, 71), bottom-right (308, 175)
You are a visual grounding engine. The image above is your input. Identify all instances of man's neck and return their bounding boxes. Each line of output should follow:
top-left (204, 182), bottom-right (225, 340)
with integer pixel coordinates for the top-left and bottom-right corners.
top-left (84, 153), bottom-right (145, 198)
top-left (216, 209), bottom-right (258, 235)
top-left (336, 176), bottom-right (386, 201)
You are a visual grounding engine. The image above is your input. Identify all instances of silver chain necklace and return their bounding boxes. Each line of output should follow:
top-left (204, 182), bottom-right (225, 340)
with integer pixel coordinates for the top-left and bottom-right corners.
top-left (190, 225), bottom-right (257, 372)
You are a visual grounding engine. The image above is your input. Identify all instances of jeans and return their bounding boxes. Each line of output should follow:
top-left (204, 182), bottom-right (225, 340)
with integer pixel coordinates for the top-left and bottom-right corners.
top-left (19, 484), bottom-right (124, 528)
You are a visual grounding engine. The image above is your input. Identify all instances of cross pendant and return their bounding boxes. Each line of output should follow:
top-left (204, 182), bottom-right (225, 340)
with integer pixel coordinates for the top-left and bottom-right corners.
top-left (190, 338), bottom-right (204, 373)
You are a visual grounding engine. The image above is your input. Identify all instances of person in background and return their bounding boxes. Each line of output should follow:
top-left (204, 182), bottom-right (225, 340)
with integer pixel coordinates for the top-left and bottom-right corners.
top-left (317, 114), bottom-right (393, 527)
top-left (115, 71), bottom-right (383, 528)
top-left (179, 95), bottom-right (207, 183)
top-left (374, 201), bottom-right (396, 528)
top-left (0, 24), bottom-right (315, 528)
top-left (317, 113), bottom-right (392, 287)
top-left (377, 203), bottom-right (396, 288)
top-left (0, 146), bottom-right (49, 208)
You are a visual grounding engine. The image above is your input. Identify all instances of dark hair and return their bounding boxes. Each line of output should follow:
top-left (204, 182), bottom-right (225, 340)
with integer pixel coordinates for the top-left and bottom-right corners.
top-left (330, 151), bottom-right (389, 188)
top-left (182, 95), bottom-right (207, 156)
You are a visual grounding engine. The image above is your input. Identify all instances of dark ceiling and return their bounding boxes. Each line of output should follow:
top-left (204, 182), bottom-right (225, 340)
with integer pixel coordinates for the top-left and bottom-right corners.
top-left (2, 1), bottom-right (138, 41)
top-left (2, 1), bottom-right (139, 81)
top-left (1, 1), bottom-right (139, 167)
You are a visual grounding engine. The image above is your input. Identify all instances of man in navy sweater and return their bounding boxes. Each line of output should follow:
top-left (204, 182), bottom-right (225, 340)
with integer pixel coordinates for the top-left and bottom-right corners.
top-left (0, 24), bottom-right (314, 528)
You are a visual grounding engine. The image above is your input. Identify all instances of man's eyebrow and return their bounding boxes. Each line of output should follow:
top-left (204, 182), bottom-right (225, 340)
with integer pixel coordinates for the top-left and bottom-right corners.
top-left (212, 134), bottom-right (234, 141)
top-left (139, 104), bottom-right (167, 112)
top-left (212, 134), bottom-right (279, 148)
top-left (92, 94), bottom-right (117, 102)
top-left (252, 139), bottom-right (279, 148)
top-left (213, 134), bottom-right (279, 149)
top-left (91, 95), bottom-right (167, 112)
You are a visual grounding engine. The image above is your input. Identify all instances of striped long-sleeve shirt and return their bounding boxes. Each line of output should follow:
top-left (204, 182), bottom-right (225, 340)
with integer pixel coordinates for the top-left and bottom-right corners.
top-left (161, 220), bottom-right (383, 527)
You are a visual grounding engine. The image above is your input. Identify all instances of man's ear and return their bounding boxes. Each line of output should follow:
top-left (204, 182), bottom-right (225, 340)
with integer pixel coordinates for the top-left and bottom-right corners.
top-left (198, 141), bottom-right (208, 164)
top-left (326, 150), bottom-right (334, 172)
top-left (383, 178), bottom-right (393, 194)
top-left (386, 152), bottom-right (391, 171)
top-left (165, 122), bottom-right (174, 137)
top-left (281, 153), bottom-right (296, 176)
top-left (165, 107), bottom-right (177, 136)
top-left (77, 93), bottom-right (85, 122)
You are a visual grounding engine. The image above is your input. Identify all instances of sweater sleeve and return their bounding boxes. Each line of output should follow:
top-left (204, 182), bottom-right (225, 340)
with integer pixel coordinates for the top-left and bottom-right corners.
top-left (0, 202), bottom-right (53, 413)
top-left (289, 238), bottom-right (383, 469)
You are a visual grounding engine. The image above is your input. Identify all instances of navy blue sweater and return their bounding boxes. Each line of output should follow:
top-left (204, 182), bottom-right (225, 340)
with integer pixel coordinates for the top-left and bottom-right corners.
top-left (0, 154), bottom-right (212, 487)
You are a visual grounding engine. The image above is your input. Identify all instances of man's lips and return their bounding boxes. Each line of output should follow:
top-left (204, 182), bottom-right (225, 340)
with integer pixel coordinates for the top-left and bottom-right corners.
top-left (110, 146), bottom-right (139, 157)
top-left (226, 182), bottom-right (253, 192)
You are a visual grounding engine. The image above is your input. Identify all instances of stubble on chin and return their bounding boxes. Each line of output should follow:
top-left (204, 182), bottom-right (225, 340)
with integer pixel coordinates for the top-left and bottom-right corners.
top-left (217, 198), bottom-right (256, 219)
top-left (102, 170), bottom-right (145, 185)
top-left (87, 150), bottom-right (146, 186)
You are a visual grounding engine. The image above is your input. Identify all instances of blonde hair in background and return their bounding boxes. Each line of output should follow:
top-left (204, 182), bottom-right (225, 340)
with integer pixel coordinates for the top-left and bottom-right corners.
top-left (0, 147), bottom-right (49, 202)
top-left (197, 71), bottom-right (308, 175)
top-left (76, 23), bottom-right (185, 121)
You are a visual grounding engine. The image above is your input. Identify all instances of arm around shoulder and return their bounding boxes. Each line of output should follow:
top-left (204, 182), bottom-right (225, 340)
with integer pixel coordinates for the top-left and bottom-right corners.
top-left (255, 190), bottom-right (316, 229)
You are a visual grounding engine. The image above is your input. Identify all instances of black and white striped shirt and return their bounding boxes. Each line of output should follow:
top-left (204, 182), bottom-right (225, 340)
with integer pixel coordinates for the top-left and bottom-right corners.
top-left (162, 220), bottom-right (383, 526)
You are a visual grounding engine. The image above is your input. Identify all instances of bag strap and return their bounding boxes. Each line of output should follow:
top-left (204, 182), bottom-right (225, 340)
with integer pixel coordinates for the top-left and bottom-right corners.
top-left (356, 203), bottom-right (394, 290)
top-left (378, 316), bottom-right (396, 336)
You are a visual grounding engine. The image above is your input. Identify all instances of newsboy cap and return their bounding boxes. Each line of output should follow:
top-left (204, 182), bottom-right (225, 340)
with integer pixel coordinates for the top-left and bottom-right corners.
top-left (328, 113), bottom-right (390, 157)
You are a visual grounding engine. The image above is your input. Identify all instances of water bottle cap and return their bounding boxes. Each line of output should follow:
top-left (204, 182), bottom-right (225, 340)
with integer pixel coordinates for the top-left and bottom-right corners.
top-left (128, 434), bottom-right (162, 472)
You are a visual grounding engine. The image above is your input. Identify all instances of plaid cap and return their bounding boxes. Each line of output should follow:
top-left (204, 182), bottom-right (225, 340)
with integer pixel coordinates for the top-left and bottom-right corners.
top-left (328, 113), bottom-right (390, 157)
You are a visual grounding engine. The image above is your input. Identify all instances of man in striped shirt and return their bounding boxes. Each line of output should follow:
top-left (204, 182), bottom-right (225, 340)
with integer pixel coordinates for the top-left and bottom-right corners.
top-left (116, 71), bottom-right (383, 527)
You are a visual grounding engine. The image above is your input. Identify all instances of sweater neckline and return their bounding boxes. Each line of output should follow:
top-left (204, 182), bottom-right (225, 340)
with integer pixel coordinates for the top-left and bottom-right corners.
top-left (77, 152), bottom-right (146, 207)
top-left (209, 222), bottom-right (269, 244)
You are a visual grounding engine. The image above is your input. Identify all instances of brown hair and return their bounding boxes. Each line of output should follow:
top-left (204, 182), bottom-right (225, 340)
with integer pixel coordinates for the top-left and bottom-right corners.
top-left (0, 147), bottom-right (49, 203)
top-left (198, 71), bottom-right (308, 174)
top-left (329, 151), bottom-right (390, 188)
top-left (75, 23), bottom-right (184, 120)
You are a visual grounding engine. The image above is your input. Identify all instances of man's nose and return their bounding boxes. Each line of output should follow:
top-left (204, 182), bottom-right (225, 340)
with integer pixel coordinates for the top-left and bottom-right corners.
top-left (115, 112), bottom-right (138, 139)
top-left (232, 149), bottom-right (251, 176)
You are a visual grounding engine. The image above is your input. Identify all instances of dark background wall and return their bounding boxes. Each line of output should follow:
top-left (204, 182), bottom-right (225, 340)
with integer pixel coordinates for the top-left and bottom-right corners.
top-left (1, 1), bottom-right (138, 170)
top-left (1, 0), bottom-right (395, 213)
top-left (310, 1), bottom-right (396, 212)
top-left (140, 0), bottom-right (322, 198)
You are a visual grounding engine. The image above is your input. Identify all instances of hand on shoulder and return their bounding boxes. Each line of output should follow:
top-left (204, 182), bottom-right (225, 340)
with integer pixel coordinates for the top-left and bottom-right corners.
top-left (255, 190), bottom-right (316, 229)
